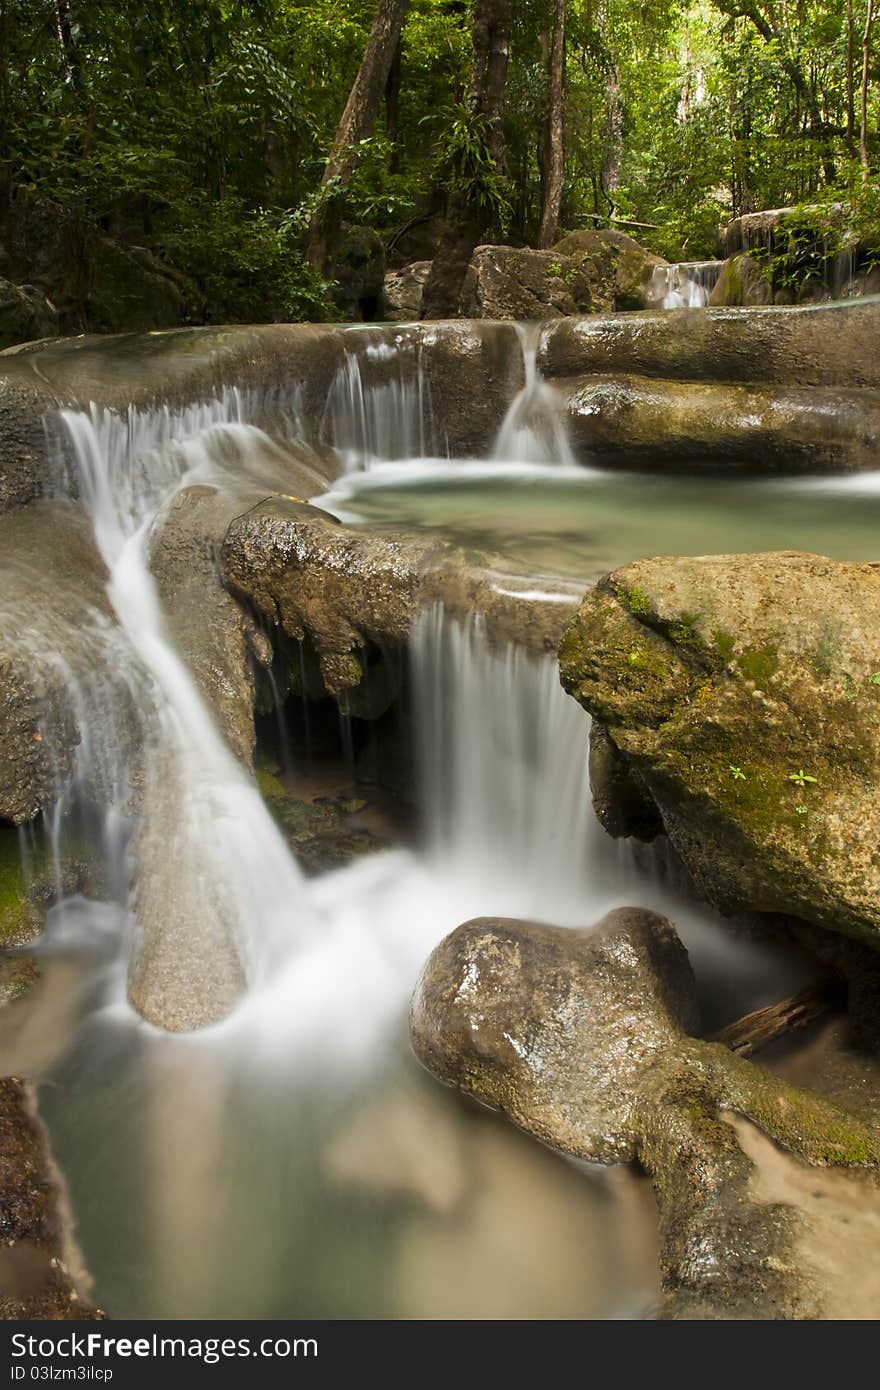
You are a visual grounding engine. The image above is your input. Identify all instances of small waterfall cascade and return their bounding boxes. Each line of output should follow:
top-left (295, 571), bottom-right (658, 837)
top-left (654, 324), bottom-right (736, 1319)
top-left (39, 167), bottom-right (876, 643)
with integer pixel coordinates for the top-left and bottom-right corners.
top-left (492, 324), bottom-right (575, 466)
top-left (410, 603), bottom-right (608, 920)
top-left (53, 396), bottom-right (316, 1030)
top-left (322, 335), bottom-right (437, 471)
top-left (650, 261), bottom-right (722, 308)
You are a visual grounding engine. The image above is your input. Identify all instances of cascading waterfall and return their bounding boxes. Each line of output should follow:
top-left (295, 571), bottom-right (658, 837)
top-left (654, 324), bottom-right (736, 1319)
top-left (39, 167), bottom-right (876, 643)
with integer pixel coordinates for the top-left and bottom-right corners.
top-left (492, 324), bottom-right (575, 466)
top-left (54, 397), bottom-right (318, 1031)
top-left (321, 336), bottom-right (437, 470)
top-left (411, 603), bottom-right (601, 918)
top-left (650, 261), bottom-right (722, 309)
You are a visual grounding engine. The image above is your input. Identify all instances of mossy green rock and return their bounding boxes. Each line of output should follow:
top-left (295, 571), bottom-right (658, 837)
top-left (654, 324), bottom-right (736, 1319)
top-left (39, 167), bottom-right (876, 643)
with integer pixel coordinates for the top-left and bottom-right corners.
top-left (559, 551), bottom-right (880, 950)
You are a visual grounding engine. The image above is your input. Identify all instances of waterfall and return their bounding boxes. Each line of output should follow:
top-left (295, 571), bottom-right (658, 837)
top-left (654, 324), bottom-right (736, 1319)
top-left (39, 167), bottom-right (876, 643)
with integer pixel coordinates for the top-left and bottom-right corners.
top-left (492, 324), bottom-right (575, 466)
top-left (410, 603), bottom-right (606, 919)
top-left (321, 336), bottom-right (436, 471)
top-left (650, 261), bottom-right (722, 309)
top-left (55, 398), bottom-right (316, 1031)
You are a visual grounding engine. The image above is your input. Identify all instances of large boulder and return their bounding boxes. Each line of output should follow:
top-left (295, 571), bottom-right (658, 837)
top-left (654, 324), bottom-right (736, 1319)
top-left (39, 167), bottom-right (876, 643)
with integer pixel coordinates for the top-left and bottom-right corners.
top-left (463, 245), bottom-right (592, 319)
top-left (560, 374), bottom-right (880, 473)
top-left (552, 228), bottom-right (666, 311)
top-left (411, 909), bottom-right (880, 1317)
top-left (559, 551), bottom-right (880, 951)
top-left (0, 280), bottom-right (58, 350)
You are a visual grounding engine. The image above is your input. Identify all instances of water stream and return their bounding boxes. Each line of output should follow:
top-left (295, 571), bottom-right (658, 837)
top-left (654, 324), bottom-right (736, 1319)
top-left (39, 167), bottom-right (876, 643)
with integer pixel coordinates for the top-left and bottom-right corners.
top-left (0, 330), bottom-right (829, 1317)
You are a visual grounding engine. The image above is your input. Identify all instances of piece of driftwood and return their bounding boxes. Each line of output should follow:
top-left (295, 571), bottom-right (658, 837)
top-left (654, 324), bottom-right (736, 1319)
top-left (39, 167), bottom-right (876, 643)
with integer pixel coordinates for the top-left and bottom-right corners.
top-left (711, 980), bottom-right (841, 1057)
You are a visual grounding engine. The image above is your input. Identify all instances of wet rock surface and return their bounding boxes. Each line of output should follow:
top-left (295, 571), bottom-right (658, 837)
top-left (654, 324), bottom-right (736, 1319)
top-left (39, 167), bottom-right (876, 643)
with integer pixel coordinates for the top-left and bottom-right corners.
top-left (221, 498), bottom-right (580, 705)
top-left (561, 374), bottom-right (880, 473)
top-left (411, 909), bottom-right (880, 1318)
top-left (559, 551), bottom-right (880, 951)
top-left (0, 1078), bottom-right (103, 1319)
top-left (0, 502), bottom-right (116, 824)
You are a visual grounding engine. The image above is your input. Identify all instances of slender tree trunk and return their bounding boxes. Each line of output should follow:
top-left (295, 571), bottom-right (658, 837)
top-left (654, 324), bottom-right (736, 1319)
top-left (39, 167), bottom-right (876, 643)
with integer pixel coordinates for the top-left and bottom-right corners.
top-left (537, 0), bottom-right (566, 248)
top-left (386, 36), bottom-right (402, 171)
top-left (0, 0), bottom-right (11, 242)
top-left (846, 0), bottom-right (856, 157)
top-left (420, 0), bottom-right (512, 319)
top-left (862, 0), bottom-right (875, 180)
top-left (306, 0), bottom-right (410, 271)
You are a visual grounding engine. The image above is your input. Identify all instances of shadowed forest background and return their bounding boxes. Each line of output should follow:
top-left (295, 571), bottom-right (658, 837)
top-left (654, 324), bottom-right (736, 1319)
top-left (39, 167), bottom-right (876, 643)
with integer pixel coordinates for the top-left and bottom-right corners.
top-left (0, 0), bottom-right (878, 332)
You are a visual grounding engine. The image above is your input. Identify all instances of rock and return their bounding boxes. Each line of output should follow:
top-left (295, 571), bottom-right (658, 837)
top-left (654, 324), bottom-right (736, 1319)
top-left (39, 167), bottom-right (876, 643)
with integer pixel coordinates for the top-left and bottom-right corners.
top-left (411, 909), bottom-right (880, 1318)
top-left (0, 1077), bottom-right (103, 1319)
top-left (0, 502), bottom-right (116, 823)
top-left (331, 224), bottom-right (386, 322)
top-left (588, 722), bottom-right (662, 840)
top-left (709, 252), bottom-right (775, 307)
top-left (462, 245), bottom-right (592, 320)
top-left (559, 551), bottom-right (880, 951)
top-left (0, 280), bottom-right (58, 350)
top-left (220, 498), bottom-right (580, 700)
top-left (553, 229), bottom-right (666, 311)
top-left (540, 297), bottom-right (880, 389)
top-left (150, 486), bottom-right (259, 768)
top-left (86, 237), bottom-right (190, 335)
top-left (722, 208), bottom-right (796, 255)
top-left (560, 373), bottom-right (880, 473)
top-left (382, 261), bottom-right (432, 321)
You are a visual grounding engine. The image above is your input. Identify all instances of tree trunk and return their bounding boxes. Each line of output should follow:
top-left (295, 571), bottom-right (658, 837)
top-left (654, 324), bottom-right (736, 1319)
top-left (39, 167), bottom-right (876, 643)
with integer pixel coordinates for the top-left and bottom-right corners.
top-left (847, 0), bottom-right (856, 157)
top-left (306, 0), bottom-right (410, 272)
top-left (862, 0), bottom-right (875, 180)
top-left (537, 0), bottom-right (566, 248)
top-left (0, 0), bottom-right (10, 242)
top-left (420, 0), bottom-right (512, 319)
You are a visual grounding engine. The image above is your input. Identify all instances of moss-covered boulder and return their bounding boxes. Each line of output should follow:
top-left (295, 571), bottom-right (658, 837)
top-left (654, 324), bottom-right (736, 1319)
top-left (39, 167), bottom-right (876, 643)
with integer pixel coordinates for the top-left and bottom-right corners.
top-left (559, 551), bottom-right (880, 950)
top-left (552, 228), bottom-right (666, 311)
top-left (709, 252), bottom-right (775, 307)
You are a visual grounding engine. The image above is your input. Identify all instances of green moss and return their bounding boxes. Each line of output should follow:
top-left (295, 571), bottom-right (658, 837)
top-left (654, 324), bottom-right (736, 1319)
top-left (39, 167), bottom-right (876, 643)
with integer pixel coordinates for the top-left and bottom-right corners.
top-left (256, 768), bottom-right (286, 800)
top-left (667, 612), bottom-right (701, 647)
top-left (0, 832), bottom-right (29, 944)
top-left (736, 646), bottom-right (779, 688)
top-left (618, 584), bottom-right (652, 617)
top-left (713, 630), bottom-right (736, 662)
top-left (716, 1047), bottom-right (880, 1169)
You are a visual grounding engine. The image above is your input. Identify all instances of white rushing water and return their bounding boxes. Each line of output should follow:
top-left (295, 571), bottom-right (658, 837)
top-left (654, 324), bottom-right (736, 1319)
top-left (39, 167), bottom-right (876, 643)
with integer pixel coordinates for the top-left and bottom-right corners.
top-left (492, 325), bottom-right (575, 466)
top-left (55, 399), bottom-right (319, 1028)
top-left (21, 330), bottom-right (594, 1052)
top-left (322, 335), bottom-right (437, 470)
top-left (650, 261), bottom-right (722, 309)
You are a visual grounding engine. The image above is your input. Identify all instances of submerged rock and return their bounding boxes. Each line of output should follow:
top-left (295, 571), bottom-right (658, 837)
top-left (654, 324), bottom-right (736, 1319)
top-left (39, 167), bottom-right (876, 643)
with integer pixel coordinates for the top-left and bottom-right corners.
top-left (411, 909), bottom-right (880, 1318)
top-left (0, 1077), bottom-right (103, 1319)
top-left (559, 551), bottom-right (880, 951)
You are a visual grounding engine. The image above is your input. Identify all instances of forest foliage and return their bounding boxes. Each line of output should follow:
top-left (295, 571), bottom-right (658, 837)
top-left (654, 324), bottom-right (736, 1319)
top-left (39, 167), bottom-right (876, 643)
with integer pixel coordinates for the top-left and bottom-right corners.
top-left (1, 0), bottom-right (877, 322)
